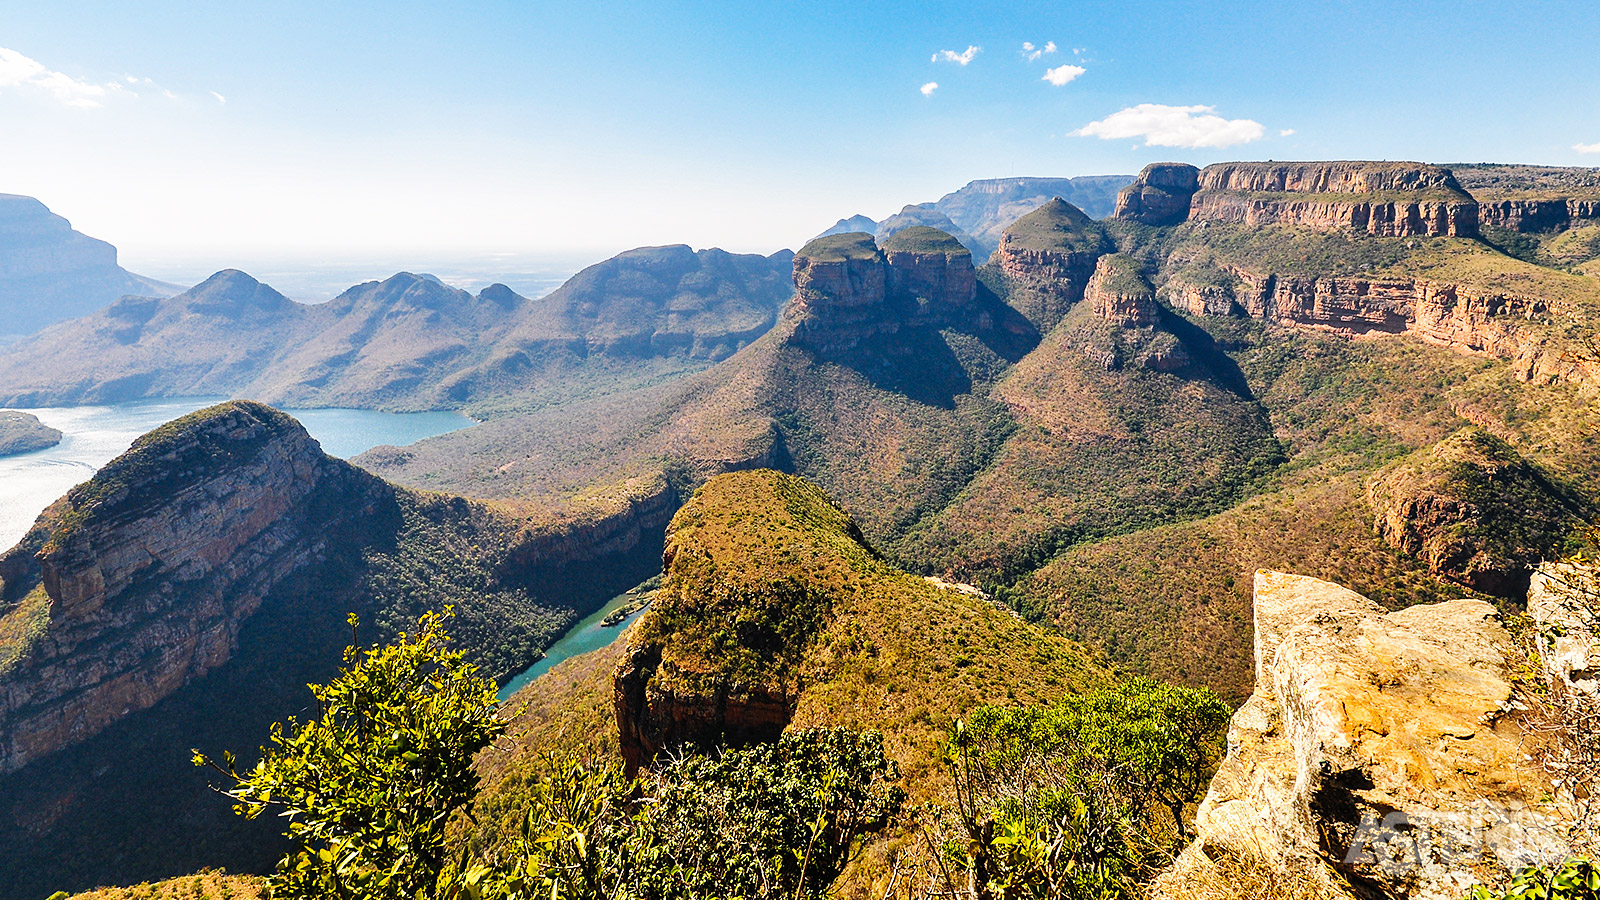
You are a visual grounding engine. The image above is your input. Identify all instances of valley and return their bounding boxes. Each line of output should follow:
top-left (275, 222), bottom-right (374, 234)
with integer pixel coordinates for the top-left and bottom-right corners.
top-left (2, 157), bottom-right (1599, 899)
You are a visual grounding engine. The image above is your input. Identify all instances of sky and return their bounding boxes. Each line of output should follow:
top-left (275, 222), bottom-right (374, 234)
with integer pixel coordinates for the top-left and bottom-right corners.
top-left (3, 0), bottom-right (1600, 281)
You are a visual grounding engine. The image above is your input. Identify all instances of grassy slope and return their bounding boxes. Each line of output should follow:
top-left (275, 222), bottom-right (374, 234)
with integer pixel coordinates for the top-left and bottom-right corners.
top-left (469, 471), bottom-right (1106, 852)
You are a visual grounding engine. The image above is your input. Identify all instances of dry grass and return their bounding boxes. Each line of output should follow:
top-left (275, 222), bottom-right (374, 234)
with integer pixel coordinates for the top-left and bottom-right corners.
top-left (62, 871), bottom-right (266, 900)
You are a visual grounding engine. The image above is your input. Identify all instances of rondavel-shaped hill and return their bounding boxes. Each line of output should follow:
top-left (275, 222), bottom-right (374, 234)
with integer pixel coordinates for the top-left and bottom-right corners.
top-left (0, 400), bottom-right (664, 898)
top-left (0, 244), bottom-right (794, 412)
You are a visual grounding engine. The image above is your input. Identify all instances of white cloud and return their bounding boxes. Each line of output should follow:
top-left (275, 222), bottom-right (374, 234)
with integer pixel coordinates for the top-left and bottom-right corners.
top-left (920, 81), bottom-right (938, 96)
top-left (1021, 41), bottom-right (1058, 62)
top-left (1075, 103), bottom-right (1266, 149)
top-left (210, 91), bottom-right (226, 104)
top-left (1042, 64), bottom-right (1085, 86)
top-left (932, 45), bottom-right (980, 65)
top-left (1575, 142), bottom-right (1600, 154)
top-left (0, 46), bottom-right (122, 108)
top-left (1279, 128), bottom-right (1295, 137)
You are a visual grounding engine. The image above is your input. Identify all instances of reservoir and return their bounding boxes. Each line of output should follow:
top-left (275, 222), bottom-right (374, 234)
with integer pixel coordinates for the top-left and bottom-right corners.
top-left (0, 397), bottom-right (473, 550)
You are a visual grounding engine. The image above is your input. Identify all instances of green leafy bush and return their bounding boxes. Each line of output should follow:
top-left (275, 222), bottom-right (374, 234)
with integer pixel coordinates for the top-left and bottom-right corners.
top-left (1468, 858), bottom-right (1600, 900)
top-left (934, 677), bottom-right (1231, 900)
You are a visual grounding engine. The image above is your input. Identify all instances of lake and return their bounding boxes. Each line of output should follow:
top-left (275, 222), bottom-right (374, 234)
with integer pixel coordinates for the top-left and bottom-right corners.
top-left (0, 398), bottom-right (473, 550)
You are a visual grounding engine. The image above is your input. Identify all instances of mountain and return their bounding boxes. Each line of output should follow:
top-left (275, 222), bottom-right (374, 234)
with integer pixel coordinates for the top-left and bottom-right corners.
top-left (0, 194), bottom-right (181, 339)
top-left (0, 410), bottom-right (60, 456)
top-left (364, 162), bottom-right (1600, 703)
top-left (0, 245), bottom-right (794, 413)
top-left (0, 400), bottom-right (665, 897)
top-left (873, 203), bottom-right (985, 256)
top-left (812, 213), bottom-right (877, 239)
top-left (929, 174), bottom-right (1134, 250)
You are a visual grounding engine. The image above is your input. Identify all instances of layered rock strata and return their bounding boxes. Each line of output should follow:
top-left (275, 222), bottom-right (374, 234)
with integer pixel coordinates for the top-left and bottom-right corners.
top-left (995, 198), bottom-right (1112, 330)
top-left (0, 402), bottom-right (388, 774)
top-left (1160, 265), bottom-right (1600, 388)
top-left (788, 228), bottom-right (977, 352)
top-left (1085, 254), bottom-right (1159, 328)
top-left (1478, 198), bottom-right (1600, 233)
top-left (1112, 163), bottom-right (1200, 225)
top-left (1188, 162), bottom-right (1479, 238)
top-left (1160, 571), bottom-right (1574, 900)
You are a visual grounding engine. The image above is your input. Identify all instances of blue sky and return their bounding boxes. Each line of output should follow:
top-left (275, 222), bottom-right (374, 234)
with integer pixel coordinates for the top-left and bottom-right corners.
top-left (3, 0), bottom-right (1598, 274)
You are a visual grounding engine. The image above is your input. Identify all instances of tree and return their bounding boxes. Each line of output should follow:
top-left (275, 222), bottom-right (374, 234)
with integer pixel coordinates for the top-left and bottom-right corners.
top-left (195, 610), bottom-right (505, 900)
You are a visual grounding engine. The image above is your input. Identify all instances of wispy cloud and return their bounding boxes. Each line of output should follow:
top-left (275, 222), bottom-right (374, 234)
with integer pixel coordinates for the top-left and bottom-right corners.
top-left (1575, 141), bottom-right (1600, 154)
top-left (1021, 41), bottom-right (1057, 62)
top-left (1042, 64), bottom-right (1085, 86)
top-left (932, 45), bottom-right (980, 65)
top-left (920, 81), bottom-right (939, 97)
top-left (210, 91), bottom-right (227, 104)
top-left (1279, 128), bottom-right (1295, 137)
top-left (0, 46), bottom-right (125, 108)
top-left (1075, 103), bottom-right (1265, 149)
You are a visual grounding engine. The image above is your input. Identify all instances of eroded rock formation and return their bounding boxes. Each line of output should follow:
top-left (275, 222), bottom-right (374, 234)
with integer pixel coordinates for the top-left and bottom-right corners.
top-left (1188, 162), bottom-right (1479, 238)
top-left (995, 198), bottom-right (1112, 330)
top-left (1112, 163), bottom-right (1200, 225)
top-left (1086, 254), bottom-right (1159, 328)
top-left (1159, 571), bottom-right (1575, 900)
top-left (0, 402), bottom-right (390, 774)
top-left (788, 228), bottom-right (977, 352)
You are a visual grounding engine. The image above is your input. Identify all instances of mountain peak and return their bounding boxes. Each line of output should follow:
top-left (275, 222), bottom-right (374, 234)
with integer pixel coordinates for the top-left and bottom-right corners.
top-left (181, 269), bottom-right (292, 314)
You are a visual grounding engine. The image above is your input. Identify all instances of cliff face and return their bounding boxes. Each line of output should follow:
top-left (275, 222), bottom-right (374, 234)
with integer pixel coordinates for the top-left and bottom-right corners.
top-left (789, 228), bottom-right (977, 352)
top-left (1085, 254), bottom-right (1159, 328)
top-left (1478, 198), bottom-right (1600, 232)
top-left (0, 402), bottom-right (390, 774)
top-left (1112, 163), bottom-right (1200, 225)
top-left (1365, 429), bottom-right (1586, 597)
top-left (1160, 264), bottom-right (1600, 388)
top-left (1188, 162), bottom-right (1479, 238)
top-left (995, 198), bottom-right (1113, 331)
top-left (1160, 572), bottom-right (1574, 900)
top-left (0, 194), bottom-right (178, 337)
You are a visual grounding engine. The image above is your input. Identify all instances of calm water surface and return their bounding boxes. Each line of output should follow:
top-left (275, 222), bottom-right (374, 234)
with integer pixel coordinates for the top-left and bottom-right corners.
top-left (0, 398), bottom-right (473, 550)
top-left (499, 589), bottom-right (652, 701)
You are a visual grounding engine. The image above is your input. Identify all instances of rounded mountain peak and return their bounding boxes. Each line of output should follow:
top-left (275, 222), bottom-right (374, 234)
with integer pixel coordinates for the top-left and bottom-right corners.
top-left (879, 225), bottom-right (970, 257)
top-left (797, 231), bottom-right (882, 262)
top-left (1001, 198), bottom-right (1113, 255)
top-left (182, 269), bottom-right (292, 314)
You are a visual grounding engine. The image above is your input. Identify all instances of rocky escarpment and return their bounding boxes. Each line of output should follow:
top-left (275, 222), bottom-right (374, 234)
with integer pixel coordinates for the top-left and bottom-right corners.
top-left (1086, 254), bottom-right (1160, 328)
top-left (788, 228), bottom-right (978, 352)
top-left (1160, 263), bottom-right (1600, 388)
top-left (1112, 163), bottom-right (1200, 225)
top-left (0, 402), bottom-right (390, 774)
top-left (930, 175), bottom-right (1133, 250)
top-left (1188, 162), bottom-right (1479, 238)
top-left (0, 410), bottom-right (62, 456)
top-left (1366, 428), bottom-right (1586, 597)
top-left (874, 205), bottom-right (985, 256)
top-left (995, 198), bottom-right (1113, 330)
top-left (1478, 198), bottom-right (1600, 233)
top-left (1159, 571), bottom-right (1575, 900)
top-left (0, 194), bottom-right (178, 337)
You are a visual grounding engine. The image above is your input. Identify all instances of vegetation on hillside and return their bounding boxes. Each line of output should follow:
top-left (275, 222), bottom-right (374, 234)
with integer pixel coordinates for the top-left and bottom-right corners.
top-left (880, 226), bottom-right (972, 257)
top-left (999, 198), bottom-right (1112, 256)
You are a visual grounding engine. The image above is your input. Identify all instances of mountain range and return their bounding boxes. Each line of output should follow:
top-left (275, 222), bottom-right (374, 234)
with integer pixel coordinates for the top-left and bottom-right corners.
top-left (2, 159), bottom-right (1600, 898)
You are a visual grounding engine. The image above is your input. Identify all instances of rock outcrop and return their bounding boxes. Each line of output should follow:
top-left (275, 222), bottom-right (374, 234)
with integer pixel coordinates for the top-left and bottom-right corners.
top-left (1160, 571), bottom-right (1575, 900)
top-left (1188, 162), bottom-right (1479, 238)
top-left (1366, 428), bottom-right (1586, 597)
top-left (1478, 198), bottom-right (1600, 233)
top-left (612, 471), bottom-right (862, 772)
top-left (1159, 264), bottom-right (1600, 389)
top-left (0, 194), bottom-right (179, 338)
top-left (0, 402), bottom-right (389, 774)
top-left (995, 198), bottom-right (1113, 330)
top-left (788, 228), bottom-right (977, 352)
top-left (0, 410), bottom-right (62, 456)
top-left (1112, 163), bottom-right (1201, 225)
top-left (1086, 254), bottom-right (1159, 328)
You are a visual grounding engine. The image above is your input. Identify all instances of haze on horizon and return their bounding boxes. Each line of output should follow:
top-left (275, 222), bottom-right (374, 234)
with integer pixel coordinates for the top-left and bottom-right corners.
top-left (3, 0), bottom-right (1598, 279)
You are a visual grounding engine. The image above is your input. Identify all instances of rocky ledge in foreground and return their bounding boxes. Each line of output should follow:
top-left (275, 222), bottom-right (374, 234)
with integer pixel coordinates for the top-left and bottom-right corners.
top-left (1158, 570), bottom-right (1590, 900)
top-left (0, 410), bottom-right (62, 456)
